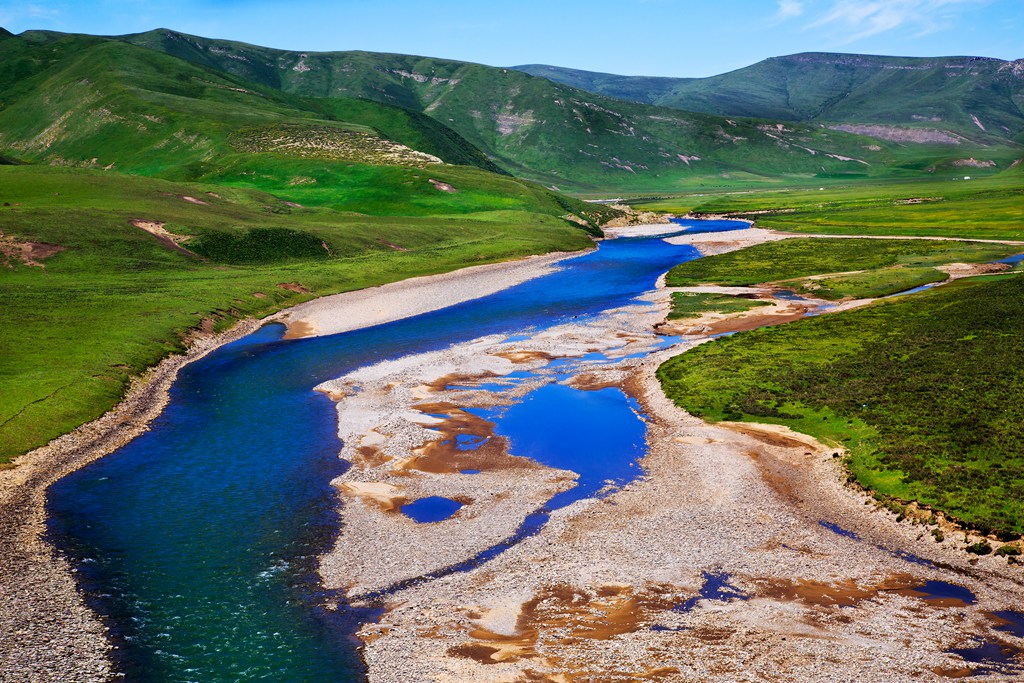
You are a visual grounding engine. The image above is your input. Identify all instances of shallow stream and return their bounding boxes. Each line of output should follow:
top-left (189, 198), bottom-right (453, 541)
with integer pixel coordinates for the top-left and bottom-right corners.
top-left (47, 220), bottom-right (743, 681)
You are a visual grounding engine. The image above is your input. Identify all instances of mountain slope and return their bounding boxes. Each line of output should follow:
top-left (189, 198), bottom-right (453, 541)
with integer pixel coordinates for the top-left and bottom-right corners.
top-left (0, 31), bottom-right (622, 229)
top-left (516, 53), bottom-right (1024, 141)
top-left (113, 29), bottom-right (1024, 192)
top-left (2, 30), bottom-right (500, 173)
top-left (0, 32), bottom-right (623, 461)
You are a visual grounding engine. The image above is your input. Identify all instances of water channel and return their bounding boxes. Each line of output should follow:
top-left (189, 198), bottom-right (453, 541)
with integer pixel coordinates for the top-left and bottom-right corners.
top-left (48, 220), bottom-right (744, 681)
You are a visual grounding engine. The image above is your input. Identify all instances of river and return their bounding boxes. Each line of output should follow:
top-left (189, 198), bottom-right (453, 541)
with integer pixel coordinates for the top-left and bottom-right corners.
top-left (46, 220), bottom-right (739, 681)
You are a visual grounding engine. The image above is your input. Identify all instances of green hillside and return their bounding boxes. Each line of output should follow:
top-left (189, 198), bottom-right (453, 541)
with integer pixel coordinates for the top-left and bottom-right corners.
top-left (0, 31), bottom-right (502, 176)
top-left (0, 30), bottom-right (620, 463)
top-left (516, 53), bottom-right (1024, 143)
top-left (0, 165), bottom-right (599, 463)
top-left (111, 29), bottom-right (1024, 192)
top-left (658, 265), bottom-right (1024, 536)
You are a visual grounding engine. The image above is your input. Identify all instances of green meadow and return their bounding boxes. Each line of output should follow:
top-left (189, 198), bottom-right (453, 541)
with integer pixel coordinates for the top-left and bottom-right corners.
top-left (0, 166), bottom-right (597, 463)
top-left (657, 238), bottom-right (1024, 536)
top-left (634, 170), bottom-right (1024, 241)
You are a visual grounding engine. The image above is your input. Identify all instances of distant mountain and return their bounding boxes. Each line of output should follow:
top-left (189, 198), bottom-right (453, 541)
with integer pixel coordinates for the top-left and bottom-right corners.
top-left (2, 29), bottom-right (1020, 193)
top-left (108, 30), bottom-right (1024, 191)
top-left (515, 53), bottom-right (1024, 142)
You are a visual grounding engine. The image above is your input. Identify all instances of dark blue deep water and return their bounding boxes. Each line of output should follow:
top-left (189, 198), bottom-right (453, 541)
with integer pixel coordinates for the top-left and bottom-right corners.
top-left (46, 220), bottom-right (743, 682)
top-left (400, 496), bottom-right (463, 523)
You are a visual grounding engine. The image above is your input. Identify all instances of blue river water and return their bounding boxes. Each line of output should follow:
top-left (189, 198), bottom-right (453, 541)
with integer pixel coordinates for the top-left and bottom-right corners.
top-left (46, 220), bottom-right (741, 682)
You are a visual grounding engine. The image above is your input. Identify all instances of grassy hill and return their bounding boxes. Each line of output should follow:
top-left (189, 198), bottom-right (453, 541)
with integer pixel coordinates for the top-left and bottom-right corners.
top-left (658, 249), bottom-right (1024, 536)
top-left (0, 30), bottom-right (621, 463)
top-left (0, 164), bottom-right (600, 463)
top-left (516, 53), bottom-right (1024, 144)
top-left (634, 169), bottom-right (1024, 241)
top-left (0, 31), bottom-right (506, 177)
top-left (109, 29), bottom-right (1024, 192)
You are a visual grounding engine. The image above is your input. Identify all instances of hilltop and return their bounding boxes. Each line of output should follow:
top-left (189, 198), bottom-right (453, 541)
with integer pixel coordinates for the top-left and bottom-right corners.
top-left (516, 52), bottom-right (1024, 143)
top-left (110, 30), bottom-right (1022, 191)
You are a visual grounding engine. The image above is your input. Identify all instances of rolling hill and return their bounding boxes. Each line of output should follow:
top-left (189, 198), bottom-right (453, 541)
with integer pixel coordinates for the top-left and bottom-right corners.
top-left (110, 29), bottom-right (1024, 192)
top-left (515, 53), bottom-right (1024, 143)
top-left (0, 29), bottom-right (623, 461)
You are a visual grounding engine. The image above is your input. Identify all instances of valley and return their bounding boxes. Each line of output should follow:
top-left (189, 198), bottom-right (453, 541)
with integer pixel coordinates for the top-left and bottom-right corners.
top-left (0, 20), bottom-right (1022, 683)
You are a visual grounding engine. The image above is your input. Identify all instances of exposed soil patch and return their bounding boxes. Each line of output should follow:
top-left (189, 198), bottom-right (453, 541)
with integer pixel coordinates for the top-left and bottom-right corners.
top-left (428, 178), bottom-right (457, 192)
top-left (0, 229), bottom-right (64, 268)
top-left (378, 239), bottom-right (407, 251)
top-left (452, 582), bottom-right (681, 666)
top-left (397, 403), bottom-right (536, 475)
top-left (493, 350), bottom-right (554, 364)
top-left (129, 219), bottom-right (201, 259)
top-left (756, 574), bottom-right (963, 608)
top-left (282, 319), bottom-right (316, 340)
top-left (276, 282), bottom-right (311, 294)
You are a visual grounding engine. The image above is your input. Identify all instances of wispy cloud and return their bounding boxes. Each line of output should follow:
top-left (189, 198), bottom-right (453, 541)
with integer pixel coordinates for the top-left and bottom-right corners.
top-left (0, 2), bottom-right (62, 29)
top-left (808, 0), bottom-right (989, 43)
top-left (777, 0), bottom-right (805, 19)
top-left (766, 0), bottom-right (805, 27)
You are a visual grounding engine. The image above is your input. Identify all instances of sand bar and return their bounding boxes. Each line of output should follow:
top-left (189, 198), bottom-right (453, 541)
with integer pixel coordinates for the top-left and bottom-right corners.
top-left (280, 250), bottom-right (587, 339)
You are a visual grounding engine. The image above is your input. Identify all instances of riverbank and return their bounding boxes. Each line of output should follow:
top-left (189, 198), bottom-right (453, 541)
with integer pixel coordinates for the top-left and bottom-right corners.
top-left (327, 255), bottom-right (1024, 682)
top-left (280, 250), bottom-right (589, 339)
top-left (0, 246), bottom-right (589, 681)
top-left (0, 317), bottom-right (263, 681)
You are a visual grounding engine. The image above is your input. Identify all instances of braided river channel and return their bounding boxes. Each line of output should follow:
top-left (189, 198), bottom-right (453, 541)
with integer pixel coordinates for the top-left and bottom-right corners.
top-left (46, 219), bottom-right (741, 681)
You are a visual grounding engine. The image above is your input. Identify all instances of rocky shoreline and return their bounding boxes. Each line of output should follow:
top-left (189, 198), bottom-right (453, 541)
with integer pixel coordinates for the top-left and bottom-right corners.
top-left (313, 228), bottom-right (1024, 682)
top-left (0, 318), bottom-right (263, 682)
top-left (0, 248), bottom-right (588, 681)
top-left (326, 284), bottom-right (1024, 683)
top-left (4, 226), bottom-right (1021, 681)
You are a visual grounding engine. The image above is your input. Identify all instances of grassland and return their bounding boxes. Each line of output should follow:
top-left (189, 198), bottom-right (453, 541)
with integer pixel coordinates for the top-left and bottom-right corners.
top-left (667, 292), bottom-right (771, 319)
top-left (657, 236), bottom-right (1024, 536)
top-left (635, 171), bottom-right (1024, 241)
top-left (0, 166), bottom-right (596, 463)
top-left (665, 238), bottom-right (1021, 299)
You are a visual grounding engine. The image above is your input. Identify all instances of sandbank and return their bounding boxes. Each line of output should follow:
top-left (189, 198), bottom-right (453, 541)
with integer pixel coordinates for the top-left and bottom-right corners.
top-left (279, 250), bottom-right (587, 339)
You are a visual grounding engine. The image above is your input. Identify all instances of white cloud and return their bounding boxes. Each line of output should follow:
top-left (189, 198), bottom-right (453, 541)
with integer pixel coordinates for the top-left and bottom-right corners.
top-left (809, 0), bottom-right (989, 43)
top-left (777, 0), bottom-right (805, 19)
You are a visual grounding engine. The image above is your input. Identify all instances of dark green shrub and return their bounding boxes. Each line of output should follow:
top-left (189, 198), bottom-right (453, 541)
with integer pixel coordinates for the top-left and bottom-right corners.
top-left (188, 228), bottom-right (330, 264)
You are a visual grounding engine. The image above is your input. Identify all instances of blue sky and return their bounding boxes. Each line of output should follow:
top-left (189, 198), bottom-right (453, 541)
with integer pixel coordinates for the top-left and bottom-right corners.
top-left (1, 0), bottom-right (1020, 77)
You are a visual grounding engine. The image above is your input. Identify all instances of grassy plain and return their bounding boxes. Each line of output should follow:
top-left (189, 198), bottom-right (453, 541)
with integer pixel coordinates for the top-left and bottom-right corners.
top-left (0, 166), bottom-right (595, 463)
top-left (657, 236), bottom-right (1024, 536)
top-left (634, 172), bottom-right (1024, 240)
top-left (667, 292), bottom-right (771, 319)
top-left (665, 238), bottom-right (1020, 299)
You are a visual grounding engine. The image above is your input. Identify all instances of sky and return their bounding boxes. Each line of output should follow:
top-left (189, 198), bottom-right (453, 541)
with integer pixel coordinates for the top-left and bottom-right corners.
top-left (1, 0), bottom-right (1021, 77)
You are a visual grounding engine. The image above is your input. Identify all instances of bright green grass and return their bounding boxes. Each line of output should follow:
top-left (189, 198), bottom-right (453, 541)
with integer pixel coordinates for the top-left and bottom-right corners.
top-left (635, 173), bottom-right (1024, 240)
top-left (793, 267), bottom-right (947, 300)
top-left (668, 292), bottom-right (771, 320)
top-left (665, 238), bottom-right (1020, 292)
top-left (0, 166), bottom-right (594, 463)
top-left (658, 274), bottom-right (1024, 535)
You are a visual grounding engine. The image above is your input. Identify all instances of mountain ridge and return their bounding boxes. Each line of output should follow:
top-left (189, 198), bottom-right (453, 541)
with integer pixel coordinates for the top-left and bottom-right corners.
top-left (514, 52), bottom-right (1024, 142)
top-left (107, 29), bottom-right (1022, 191)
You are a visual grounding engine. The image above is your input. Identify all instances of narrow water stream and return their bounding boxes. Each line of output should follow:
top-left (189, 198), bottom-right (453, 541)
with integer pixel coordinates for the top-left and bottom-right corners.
top-left (46, 221), bottom-right (744, 681)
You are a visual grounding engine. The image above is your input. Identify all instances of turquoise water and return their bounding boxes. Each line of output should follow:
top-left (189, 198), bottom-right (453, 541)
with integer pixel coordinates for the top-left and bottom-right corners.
top-left (46, 221), bottom-right (742, 681)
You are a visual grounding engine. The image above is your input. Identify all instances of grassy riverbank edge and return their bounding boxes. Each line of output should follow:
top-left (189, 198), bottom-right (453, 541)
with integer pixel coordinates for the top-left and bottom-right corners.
top-left (657, 260), bottom-right (1024, 543)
